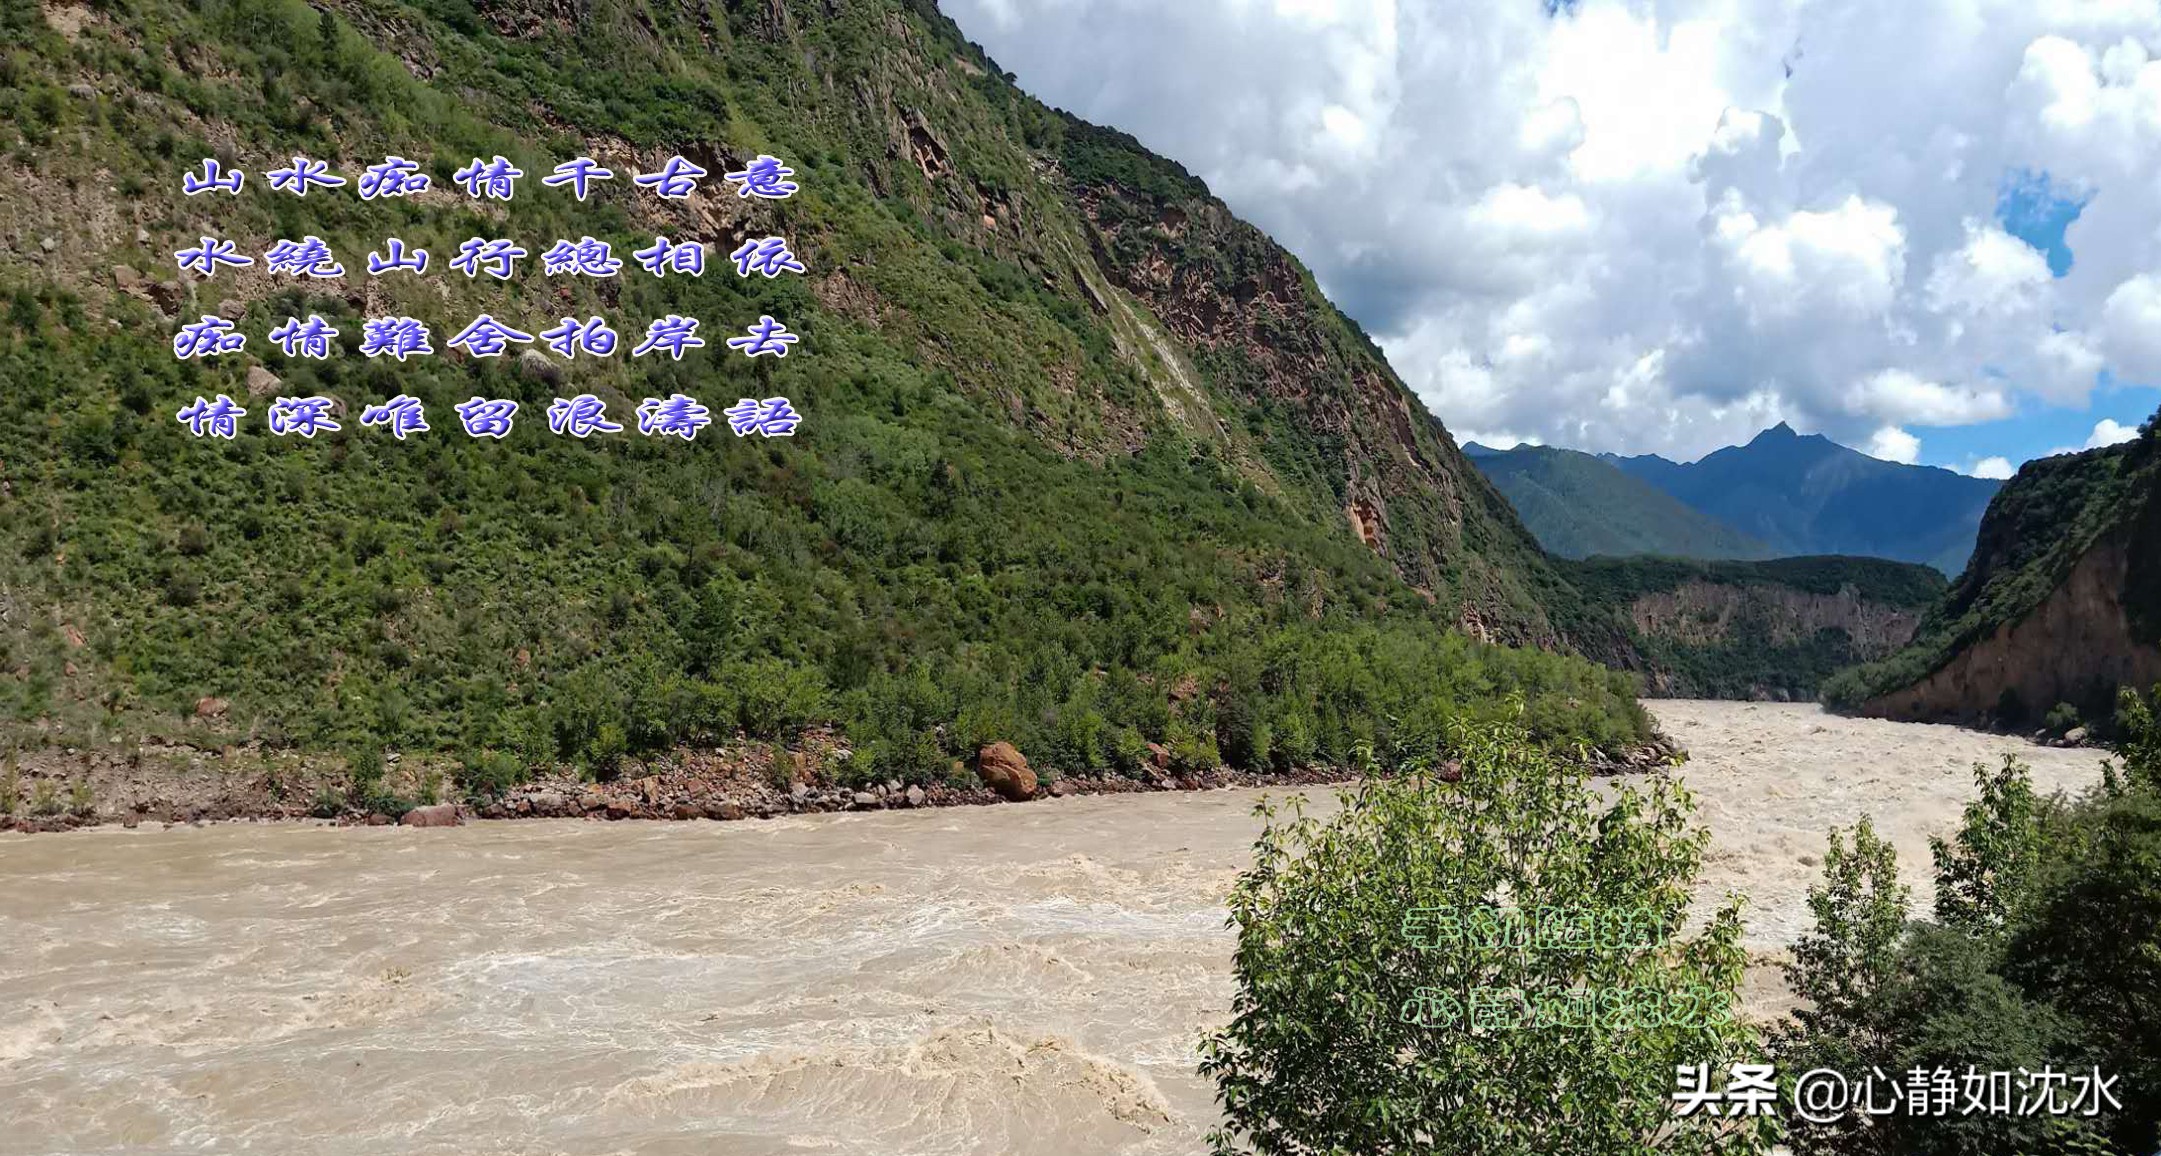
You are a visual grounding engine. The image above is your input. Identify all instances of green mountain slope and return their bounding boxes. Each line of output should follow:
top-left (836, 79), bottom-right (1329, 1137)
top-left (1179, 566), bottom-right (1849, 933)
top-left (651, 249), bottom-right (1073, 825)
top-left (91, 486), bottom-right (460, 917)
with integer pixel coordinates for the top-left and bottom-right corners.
top-left (1561, 555), bottom-right (1946, 700)
top-left (1605, 424), bottom-right (2002, 574)
top-left (1463, 443), bottom-right (1773, 561)
top-left (0, 0), bottom-right (1654, 785)
top-left (1826, 416), bottom-right (2161, 725)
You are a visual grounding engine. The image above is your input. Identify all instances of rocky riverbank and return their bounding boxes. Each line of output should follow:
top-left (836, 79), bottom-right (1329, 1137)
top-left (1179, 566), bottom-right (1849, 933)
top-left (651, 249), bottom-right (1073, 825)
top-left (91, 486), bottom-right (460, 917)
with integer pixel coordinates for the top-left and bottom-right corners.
top-left (0, 727), bottom-right (1683, 834)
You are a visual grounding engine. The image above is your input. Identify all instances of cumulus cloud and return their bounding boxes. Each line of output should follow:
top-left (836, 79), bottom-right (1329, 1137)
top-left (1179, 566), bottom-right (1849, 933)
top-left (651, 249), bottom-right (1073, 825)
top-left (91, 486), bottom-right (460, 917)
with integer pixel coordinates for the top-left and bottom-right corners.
top-left (1967, 456), bottom-right (2018, 479)
top-left (2087, 417), bottom-right (2143, 447)
top-left (945, 0), bottom-right (2161, 460)
top-left (1864, 426), bottom-right (1923, 464)
top-left (2103, 274), bottom-right (2161, 381)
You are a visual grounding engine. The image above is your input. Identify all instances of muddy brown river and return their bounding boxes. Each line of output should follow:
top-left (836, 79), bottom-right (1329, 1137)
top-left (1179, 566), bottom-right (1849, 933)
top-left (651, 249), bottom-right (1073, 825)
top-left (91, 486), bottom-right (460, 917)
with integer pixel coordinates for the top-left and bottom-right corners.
top-left (0, 703), bottom-right (2112, 1155)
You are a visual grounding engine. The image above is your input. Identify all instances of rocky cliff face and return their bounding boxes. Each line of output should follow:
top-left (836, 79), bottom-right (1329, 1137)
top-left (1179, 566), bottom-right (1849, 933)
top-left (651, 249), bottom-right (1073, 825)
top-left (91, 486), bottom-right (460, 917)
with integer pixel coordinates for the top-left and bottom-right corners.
top-left (1864, 535), bottom-right (2161, 724)
top-left (1553, 555), bottom-right (1946, 700)
top-left (1064, 172), bottom-right (1560, 643)
top-left (1630, 581), bottom-right (1922, 658)
top-left (1835, 423), bottom-right (2161, 724)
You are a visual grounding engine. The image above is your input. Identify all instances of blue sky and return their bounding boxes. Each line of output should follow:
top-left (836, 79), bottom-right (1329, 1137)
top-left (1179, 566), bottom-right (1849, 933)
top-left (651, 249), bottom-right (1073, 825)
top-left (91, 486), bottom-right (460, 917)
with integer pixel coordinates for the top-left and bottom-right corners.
top-left (1901, 171), bottom-right (2157, 477)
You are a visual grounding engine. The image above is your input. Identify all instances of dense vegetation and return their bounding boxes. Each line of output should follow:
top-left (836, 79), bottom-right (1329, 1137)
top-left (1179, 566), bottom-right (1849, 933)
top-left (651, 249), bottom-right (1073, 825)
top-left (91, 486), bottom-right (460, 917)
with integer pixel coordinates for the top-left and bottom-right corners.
top-left (1774, 683), bottom-right (2161, 1155)
top-left (1822, 413), bottom-right (2161, 716)
top-left (1563, 556), bottom-right (1945, 700)
top-left (1607, 423), bottom-right (2002, 575)
top-left (1464, 442), bottom-right (1775, 561)
top-left (1203, 718), bottom-right (1768, 1156)
top-left (0, 0), bottom-right (1653, 791)
top-left (1203, 686), bottom-right (2161, 1154)
top-left (1564, 555), bottom-right (1947, 609)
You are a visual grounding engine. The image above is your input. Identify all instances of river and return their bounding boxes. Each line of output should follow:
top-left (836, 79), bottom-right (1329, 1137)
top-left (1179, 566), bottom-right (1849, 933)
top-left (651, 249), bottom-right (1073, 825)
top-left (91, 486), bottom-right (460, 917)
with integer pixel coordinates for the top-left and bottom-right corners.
top-left (0, 702), bottom-right (2113, 1155)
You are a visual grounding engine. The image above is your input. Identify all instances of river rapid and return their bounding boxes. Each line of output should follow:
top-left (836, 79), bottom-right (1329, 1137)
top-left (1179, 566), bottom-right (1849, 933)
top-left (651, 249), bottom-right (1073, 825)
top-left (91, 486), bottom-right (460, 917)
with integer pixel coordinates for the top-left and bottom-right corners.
top-left (0, 702), bottom-right (2113, 1155)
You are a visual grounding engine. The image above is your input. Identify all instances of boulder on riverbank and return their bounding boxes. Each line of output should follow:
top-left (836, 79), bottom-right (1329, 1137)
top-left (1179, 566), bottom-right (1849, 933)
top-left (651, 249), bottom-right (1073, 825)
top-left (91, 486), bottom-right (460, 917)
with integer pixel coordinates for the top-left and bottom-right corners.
top-left (398, 803), bottom-right (463, 828)
top-left (976, 742), bottom-right (1037, 801)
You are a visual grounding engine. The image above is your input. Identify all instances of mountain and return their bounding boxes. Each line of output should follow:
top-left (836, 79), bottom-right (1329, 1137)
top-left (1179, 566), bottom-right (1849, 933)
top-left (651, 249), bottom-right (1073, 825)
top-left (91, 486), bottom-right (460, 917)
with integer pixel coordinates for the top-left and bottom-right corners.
top-left (0, 0), bottom-right (1666, 786)
top-left (1604, 423), bottom-right (2002, 575)
top-left (1562, 555), bottom-right (1946, 700)
top-left (1825, 418), bottom-right (2161, 726)
top-left (1463, 443), bottom-right (1775, 561)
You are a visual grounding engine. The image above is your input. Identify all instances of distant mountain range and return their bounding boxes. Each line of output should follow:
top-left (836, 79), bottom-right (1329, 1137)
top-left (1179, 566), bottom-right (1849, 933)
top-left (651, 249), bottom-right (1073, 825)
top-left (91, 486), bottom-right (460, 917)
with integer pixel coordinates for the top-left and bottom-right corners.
top-left (1464, 424), bottom-right (2004, 574)
top-left (1461, 443), bottom-right (1777, 561)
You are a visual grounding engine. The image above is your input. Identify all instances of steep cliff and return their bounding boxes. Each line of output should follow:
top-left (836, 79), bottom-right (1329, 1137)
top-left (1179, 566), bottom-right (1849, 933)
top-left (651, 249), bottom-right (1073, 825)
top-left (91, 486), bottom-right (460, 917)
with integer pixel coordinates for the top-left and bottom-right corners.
top-left (1055, 122), bottom-right (1565, 642)
top-left (1828, 419), bottom-right (2161, 725)
top-left (1562, 556), bottom-right (1945, 700)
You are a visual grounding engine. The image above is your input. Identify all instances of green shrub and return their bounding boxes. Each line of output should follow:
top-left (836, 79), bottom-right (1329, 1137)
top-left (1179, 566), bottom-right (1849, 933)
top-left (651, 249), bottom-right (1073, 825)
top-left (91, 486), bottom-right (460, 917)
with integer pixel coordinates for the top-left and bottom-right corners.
top-left (2045, 701), bottom-right (2083, 735)
top-left (1776, 752), bottom-right (2159, 1155)
top-left (455, 750), bottom-right (524, 799)
top-left (1201, 720), bottom-right (1767, 1156)
top-left (2114, 684), bottom-right (2161, 791)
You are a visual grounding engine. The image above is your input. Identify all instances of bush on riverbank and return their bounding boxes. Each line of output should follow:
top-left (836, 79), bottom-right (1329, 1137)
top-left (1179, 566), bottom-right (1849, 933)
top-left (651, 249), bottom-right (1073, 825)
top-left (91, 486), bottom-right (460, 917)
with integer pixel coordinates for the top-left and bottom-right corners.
top-left (1201, 718), bottom-right (1768, 1156)
top-left (1773, 686), bottom-right (2161, 1155)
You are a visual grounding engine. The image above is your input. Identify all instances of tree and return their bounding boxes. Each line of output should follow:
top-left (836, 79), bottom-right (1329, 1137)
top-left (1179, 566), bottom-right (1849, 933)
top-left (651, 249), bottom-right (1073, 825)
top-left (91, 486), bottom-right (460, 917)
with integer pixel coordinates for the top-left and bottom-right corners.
top-left (1200, 719), bottom-right (1771, 1156)
top-left (1776, 758), bottom-right (2144, 1156)
top-left (2110, 684), bottom-right (2161, 793)
top-left (1930, 756), bottom-right (2042, 936)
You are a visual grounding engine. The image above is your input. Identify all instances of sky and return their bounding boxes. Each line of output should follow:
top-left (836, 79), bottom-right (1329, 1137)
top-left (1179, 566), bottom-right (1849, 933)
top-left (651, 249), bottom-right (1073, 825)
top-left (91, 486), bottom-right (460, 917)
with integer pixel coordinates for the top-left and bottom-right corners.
top-left (942, 0), bottom-right (2161, 472)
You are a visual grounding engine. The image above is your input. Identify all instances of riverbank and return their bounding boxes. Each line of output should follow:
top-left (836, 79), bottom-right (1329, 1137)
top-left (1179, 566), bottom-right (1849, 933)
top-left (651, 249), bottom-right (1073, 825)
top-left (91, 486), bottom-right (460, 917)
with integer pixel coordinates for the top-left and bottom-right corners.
top-left (0, 724), bottom-right (1682, 835)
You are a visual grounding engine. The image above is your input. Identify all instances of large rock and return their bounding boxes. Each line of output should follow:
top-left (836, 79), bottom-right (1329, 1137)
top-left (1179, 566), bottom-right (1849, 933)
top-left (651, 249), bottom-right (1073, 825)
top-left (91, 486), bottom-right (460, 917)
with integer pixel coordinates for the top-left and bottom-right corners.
top-left (398, 803), bottom-right (462, 828)
top-left (976, 742), bottom-right (1037, 801)
top-left (246, 365), bottom-right (282, 397)
top-left (516, 348), bottom-right (562, 385)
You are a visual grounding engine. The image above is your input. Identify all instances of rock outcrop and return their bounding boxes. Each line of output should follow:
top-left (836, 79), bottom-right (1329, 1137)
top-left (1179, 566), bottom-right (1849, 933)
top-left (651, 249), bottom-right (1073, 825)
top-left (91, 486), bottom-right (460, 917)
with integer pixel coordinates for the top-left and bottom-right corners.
top-left (975, 742), bottom-right (1037, 801)
top-left (1865, 534), bottom-right (2161, 724)
top-left (1849, 427), bottom-right (2161, 724)
top-left (398, 803), bottom-right (464, 827)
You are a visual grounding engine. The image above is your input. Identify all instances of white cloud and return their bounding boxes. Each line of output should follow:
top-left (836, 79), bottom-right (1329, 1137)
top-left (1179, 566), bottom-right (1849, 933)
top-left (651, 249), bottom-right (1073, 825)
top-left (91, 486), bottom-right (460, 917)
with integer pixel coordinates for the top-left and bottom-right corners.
top-left (1926, 220), bottom-right (2052, 320)
top-left (1864, 426), bottom-right (1922, 464)
top-left (2102, 274), bottom-right (2161, 381)
top-left (1967, 456), bottom-right (2018, 479)
top-left (2087, 417), bottom-right (2142, 446)
top-left (1845, 369), bottom-right (2016, 426)
top-left (1719, 194), bottom-right (1908, 324)
top-left (1454, 430), bottom-right (1544, 450)
top-left (944, 0), bottom-right (2161, 459)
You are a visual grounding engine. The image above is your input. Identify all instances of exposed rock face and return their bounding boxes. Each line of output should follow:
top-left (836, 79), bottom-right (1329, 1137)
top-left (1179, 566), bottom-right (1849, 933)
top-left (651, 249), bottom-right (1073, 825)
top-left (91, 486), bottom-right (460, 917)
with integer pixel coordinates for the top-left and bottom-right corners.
top-left (975, 742), bottom-right (1037, 801)
top-left (1629, 581), bottom-right (1921, 658)
top-left (516, 348), bottom-right (561, 385)
top-left (1849, 432), bottom-right (2161, 724)
top-left (1063, 137), bottom-right (1562, 647)
top-left (1866, 535), bottom-right (2161, 724)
